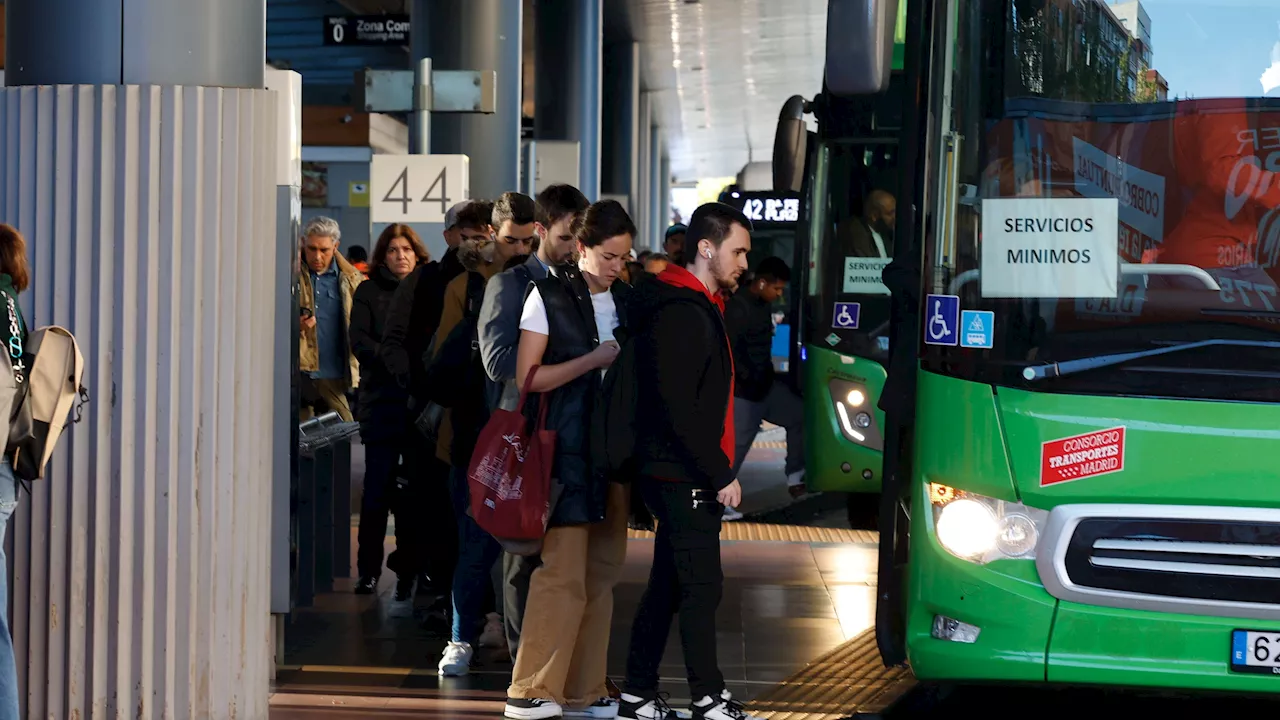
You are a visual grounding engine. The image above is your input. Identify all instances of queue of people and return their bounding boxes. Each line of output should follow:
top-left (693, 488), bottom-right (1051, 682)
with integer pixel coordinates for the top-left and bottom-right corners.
top-left (299, 190), bottom-right (784, 720)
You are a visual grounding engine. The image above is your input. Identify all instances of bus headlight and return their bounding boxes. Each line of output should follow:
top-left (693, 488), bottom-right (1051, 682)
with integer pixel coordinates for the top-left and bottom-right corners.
top-left (929, 483), bottom-right (1047, 565)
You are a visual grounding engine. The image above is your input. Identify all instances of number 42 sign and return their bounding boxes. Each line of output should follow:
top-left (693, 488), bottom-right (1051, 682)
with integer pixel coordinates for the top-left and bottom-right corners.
top-left (370, 154), bottom-right (471, 224)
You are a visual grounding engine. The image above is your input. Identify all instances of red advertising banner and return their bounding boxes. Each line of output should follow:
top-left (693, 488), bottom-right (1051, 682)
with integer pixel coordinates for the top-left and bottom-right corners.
top-left (1040, 426), bottom-right (1126, 487)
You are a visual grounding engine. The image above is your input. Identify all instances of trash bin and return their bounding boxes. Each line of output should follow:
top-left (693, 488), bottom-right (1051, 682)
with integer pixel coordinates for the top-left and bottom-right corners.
top-left (294, 412), bottom-right (359, 608)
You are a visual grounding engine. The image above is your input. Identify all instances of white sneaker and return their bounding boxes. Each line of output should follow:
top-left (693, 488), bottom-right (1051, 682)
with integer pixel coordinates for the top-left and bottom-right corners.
top-left (479, 612), bottom-right (506, 648)
top-left (437, 641), bottom-right (473, 677)
top-left (691, 691), bottom-right (760, 720)
top-left (722, 506), bottom-right (744, 522)
top-left (564, 697), bottom-right (620, 719)
top-left (619, 693), bottom-right (677, 720)
top-left (505, 698), bottom-right (564, 719)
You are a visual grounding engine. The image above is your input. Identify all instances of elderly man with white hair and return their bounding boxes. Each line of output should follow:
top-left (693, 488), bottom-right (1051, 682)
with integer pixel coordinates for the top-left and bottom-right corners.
top-left (299, 215), bottom-right (365, 421)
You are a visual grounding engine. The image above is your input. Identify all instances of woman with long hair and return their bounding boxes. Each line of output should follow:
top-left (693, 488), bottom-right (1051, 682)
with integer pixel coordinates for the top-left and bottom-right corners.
top-left (503, 200), bottom-right (636, 720)
top-left (349, 224), bottom-right (430, 598)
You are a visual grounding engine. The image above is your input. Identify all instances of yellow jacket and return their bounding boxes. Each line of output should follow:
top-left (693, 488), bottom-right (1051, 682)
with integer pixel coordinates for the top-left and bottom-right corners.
top-left (299, 252), bottom-right (365, 387)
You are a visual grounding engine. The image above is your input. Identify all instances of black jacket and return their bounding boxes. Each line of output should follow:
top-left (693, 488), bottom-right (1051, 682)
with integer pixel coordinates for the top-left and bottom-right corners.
top-left (630, 275), bottom-right (735, 491)
top-left (380, 259), bottom-right (450, 406)
top-left (350, 265), bottom-right (409, 440)
top-left (723, 290), bottom-right (775, 403)
top-left (535, 266), bottom-right (632, 527)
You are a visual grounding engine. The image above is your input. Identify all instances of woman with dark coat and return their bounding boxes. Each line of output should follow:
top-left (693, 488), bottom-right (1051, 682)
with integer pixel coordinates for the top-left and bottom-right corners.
top-left (503, 200), bottom-right (636, 720)
top-left (349, 223), bottom-right (430, 599)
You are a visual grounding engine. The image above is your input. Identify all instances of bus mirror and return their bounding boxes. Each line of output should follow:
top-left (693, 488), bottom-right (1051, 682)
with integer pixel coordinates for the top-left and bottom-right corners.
top-left (773, 95), bottom-right (809, 192)
top-left (825, 0), bottom-right (899, 96)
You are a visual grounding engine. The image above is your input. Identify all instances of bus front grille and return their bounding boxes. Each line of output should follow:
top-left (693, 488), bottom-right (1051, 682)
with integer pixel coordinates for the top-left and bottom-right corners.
top-left (1036, 505), bottom-right (1280, 620)
top-left (1065, 518), bottom-right (1280, 605)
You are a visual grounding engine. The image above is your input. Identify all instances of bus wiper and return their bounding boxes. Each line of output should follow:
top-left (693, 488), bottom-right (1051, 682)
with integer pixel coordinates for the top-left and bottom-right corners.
top-left (1021, 340), bottom-right (1280, 381)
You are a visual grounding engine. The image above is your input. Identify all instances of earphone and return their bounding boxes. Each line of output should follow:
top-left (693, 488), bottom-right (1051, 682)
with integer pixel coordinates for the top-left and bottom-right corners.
top-left (704, 250), bottom-right (712, 259)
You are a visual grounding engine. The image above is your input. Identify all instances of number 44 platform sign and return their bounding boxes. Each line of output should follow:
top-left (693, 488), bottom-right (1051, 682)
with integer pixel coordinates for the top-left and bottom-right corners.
top-left (370, 155), bottom-right (471, 225)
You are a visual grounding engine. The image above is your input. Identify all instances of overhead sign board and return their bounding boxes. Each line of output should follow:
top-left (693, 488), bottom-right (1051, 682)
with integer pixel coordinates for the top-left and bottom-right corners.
top-left (720, 191), bottom-right (801, 225)
top-left (980, 197), bottom-right (1119, 299)
top-left (370, 155), bottom-right (470, 224)
top-left (324, 15), bottom-right (410, 46)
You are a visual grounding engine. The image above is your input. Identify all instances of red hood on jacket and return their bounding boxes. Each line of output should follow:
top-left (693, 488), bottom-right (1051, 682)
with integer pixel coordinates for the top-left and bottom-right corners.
top-left (657, 264), bottom-right (726, 312)
top-left (655, 263), bottom-right (737, 477)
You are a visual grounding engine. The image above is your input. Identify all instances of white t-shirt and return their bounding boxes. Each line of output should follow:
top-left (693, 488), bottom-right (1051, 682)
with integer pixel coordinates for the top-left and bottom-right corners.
top-left (520, 286), bottom-right (620, 342)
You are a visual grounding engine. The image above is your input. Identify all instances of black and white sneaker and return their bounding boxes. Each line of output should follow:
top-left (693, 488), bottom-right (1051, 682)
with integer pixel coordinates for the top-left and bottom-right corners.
top-left (690, 691), bottom-right (760, 720)
top-left (564, 697), bottom-right (620, 719)
top-left (505, 698), bottom-right (564, 720)
top-left (619, 692), bottom-right (677, 720)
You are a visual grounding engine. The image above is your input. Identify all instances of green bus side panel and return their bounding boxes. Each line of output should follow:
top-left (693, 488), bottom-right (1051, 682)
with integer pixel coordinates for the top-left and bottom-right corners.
top-left (912, 370), bottom-right (1018, 501)
top-left (892, 0), bottom-right (907, 70)
top-left (1048, 603), bottom-right (1280, 693)
top-left (802, 345), bottom-right (886, 494)
top-left (995, 387), bottom-right (1280, 509)
top-left (906, 371), bottom-right (1052, 681)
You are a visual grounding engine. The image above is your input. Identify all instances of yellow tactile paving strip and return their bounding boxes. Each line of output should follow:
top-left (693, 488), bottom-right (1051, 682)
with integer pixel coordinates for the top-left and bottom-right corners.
top-left (751, 440), bottom-right (788, 449)
top-left (746, 628), bottom-right (916, 720)
top-left (627, 523), bottom-right (878, 545)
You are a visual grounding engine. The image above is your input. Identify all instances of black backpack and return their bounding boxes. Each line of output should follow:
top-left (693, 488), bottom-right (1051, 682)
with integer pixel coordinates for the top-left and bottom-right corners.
top-left (595, 334), bottom-right (640, 482)
top-left (414, 272), bottom-right (486, 439)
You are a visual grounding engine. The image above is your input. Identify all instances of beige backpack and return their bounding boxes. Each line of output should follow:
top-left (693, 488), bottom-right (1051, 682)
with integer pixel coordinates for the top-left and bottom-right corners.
top-left (2, 293), bottom-right (87, 482)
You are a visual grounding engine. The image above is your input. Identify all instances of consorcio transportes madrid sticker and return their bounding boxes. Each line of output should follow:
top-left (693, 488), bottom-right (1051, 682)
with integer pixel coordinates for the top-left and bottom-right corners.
top-left (1039, 426), bottom-right (1125, 487)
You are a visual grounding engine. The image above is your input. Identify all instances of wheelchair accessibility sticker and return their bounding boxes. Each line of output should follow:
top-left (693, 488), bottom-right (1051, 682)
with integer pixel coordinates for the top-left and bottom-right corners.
top-left (832, 302), bottom-right (861, 330)
top-left (923, 295), bottom-right (959, 346)
top-left (960, 310), bottom-right (994, 349)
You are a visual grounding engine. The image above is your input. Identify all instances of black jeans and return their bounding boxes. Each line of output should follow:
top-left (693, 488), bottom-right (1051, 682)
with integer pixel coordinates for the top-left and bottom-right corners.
top-left (624, 479), bottom-right (725, 701)
top-left (356, 442), bottom-right (404, 579)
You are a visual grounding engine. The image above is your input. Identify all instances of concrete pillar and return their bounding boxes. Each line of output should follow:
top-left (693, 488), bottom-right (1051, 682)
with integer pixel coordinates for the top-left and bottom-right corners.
top-left (2, 2), bottom-right (276, 718)
top-left (534, 0), bottom-right (602, 200)
top-left (415, 0), bottom-right (523, 200)
top-left (649, 124), bottom-right (663, 252)
top-left (602, 42), bottom-right (640, 212)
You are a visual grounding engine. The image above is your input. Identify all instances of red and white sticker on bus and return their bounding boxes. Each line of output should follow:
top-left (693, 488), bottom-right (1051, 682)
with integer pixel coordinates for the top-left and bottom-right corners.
top-left (1039, 426), bottom-right (1125, 487)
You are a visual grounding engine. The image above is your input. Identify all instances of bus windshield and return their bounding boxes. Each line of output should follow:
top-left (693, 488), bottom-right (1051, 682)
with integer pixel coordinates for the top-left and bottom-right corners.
top-left (926, 0), bottom-right (1280, 402)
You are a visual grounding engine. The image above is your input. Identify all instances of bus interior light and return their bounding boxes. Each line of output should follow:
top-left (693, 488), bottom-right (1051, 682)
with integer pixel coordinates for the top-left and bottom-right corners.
top-left (928, 484), bottom-right (1048, 565)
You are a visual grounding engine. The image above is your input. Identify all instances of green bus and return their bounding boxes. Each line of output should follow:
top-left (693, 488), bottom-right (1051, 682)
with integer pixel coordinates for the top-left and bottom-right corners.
top-left (810, 0), bottom-right (1280, 696)
top-left (778, 4), bottom-right (910, 529)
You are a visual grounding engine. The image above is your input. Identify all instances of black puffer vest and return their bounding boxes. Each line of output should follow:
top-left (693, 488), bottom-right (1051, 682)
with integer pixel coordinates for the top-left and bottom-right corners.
top-left (533, 265), bottom-right (632, 527)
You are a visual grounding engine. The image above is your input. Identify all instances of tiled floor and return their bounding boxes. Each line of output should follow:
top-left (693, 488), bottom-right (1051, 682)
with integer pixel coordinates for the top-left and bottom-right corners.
top-left (274, 431), bottom-right (876, 718)
top-left (272, 535), bottom-right (878, 717)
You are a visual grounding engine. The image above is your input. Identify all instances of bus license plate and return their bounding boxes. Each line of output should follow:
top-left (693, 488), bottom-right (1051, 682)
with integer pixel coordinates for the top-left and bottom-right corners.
top-left (1231, 630), bottom-right (1280, 674)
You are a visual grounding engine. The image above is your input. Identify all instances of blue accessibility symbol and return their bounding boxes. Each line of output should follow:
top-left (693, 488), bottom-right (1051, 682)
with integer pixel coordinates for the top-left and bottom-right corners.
top-left (923, 295), bottom-right (959, 346)
top-left (960, 310), bottom-right (994, 349)
top-left (832, 302), bottom-right (861, 330)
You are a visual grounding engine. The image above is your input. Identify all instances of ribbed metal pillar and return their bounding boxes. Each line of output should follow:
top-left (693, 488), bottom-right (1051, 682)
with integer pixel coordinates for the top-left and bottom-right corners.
top-left (637, 93), bottom-right (653, 246)
top-left (534, 0), bottom-right (602, 200)
top-left (660, 154), bottom-right (671, 232)
top-left (0, 84), bottom-right (277, 719)
top-left (649, 124), bottom-right (663, 252)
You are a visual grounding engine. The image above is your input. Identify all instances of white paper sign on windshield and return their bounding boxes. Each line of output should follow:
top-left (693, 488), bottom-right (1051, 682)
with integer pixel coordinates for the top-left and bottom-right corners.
top-left (843, 257), bottom-right (891, 294)
top-left (980, 197), bottom-right (1119, 298)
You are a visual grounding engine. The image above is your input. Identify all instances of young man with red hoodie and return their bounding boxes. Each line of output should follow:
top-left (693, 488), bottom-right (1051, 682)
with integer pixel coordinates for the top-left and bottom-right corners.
top-left (619, 203), bottom-right (762, 720)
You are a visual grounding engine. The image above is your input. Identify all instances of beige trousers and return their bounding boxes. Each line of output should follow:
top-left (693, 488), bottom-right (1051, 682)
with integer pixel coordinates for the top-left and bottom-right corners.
top-left (508, 482), bottom-right (630, 708)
